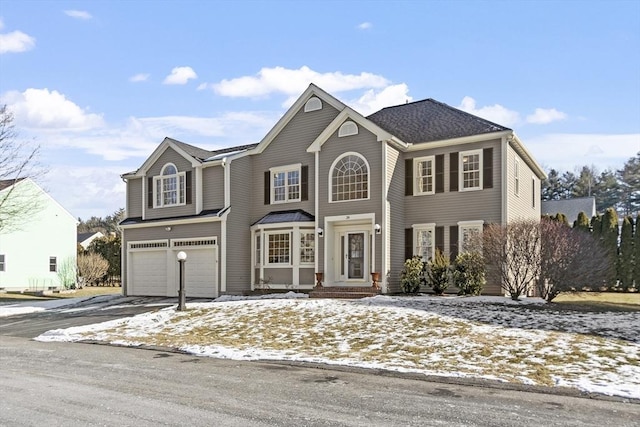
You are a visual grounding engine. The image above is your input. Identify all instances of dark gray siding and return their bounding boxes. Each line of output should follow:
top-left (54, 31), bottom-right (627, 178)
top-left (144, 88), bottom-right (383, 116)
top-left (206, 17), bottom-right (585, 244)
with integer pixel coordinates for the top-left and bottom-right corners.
top-left (145, 148), bottom-right (196, 220)
top-left (203, 165), bottom-right (224, 210)
top-left (127, 178), bottom-right (143, 218)
top-left (226, 155), bottom-right (253, 294)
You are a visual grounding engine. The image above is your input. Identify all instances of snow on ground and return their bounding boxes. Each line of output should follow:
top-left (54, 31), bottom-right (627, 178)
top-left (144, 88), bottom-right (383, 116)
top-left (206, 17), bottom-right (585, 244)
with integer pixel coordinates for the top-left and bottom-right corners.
top-left (35, 294), bottom-right (640, 400)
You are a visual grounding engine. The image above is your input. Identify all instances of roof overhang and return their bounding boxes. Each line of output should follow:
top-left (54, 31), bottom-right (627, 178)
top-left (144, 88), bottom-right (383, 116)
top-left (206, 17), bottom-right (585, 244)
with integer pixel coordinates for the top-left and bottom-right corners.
top-left (405, 130), bottom-right (513, 152)
top-left (508, 133), bottom-right (547, 180)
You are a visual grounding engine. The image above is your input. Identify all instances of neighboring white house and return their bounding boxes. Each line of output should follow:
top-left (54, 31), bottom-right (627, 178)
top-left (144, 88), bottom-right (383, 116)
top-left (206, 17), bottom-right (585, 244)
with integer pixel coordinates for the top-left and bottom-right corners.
top-left (0, 178), bottom-right (78, 291)
top-left (78, 231), bottom-right (105, 250)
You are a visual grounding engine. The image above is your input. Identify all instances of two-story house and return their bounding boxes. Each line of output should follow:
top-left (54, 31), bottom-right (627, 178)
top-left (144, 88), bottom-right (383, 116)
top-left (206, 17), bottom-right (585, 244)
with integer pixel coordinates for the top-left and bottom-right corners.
top-left (119, 84), bottom-right (545, 298)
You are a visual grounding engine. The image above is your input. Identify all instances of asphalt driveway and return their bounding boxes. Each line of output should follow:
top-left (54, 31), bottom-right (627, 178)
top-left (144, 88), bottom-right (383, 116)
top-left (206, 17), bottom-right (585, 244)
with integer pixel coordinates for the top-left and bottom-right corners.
top-left (0, 296), bottom-right (177, 338)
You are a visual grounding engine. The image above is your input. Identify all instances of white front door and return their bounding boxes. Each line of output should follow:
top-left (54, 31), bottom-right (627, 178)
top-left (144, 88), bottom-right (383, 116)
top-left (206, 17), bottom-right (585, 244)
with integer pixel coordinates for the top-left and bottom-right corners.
top-left (338, 230), bottom-right (369, 282)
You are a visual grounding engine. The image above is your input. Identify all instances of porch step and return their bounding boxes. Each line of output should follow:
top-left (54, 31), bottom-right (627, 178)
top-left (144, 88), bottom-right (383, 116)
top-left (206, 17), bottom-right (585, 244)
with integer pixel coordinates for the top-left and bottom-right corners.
top-left (309, 286), bottom-right (381, 299)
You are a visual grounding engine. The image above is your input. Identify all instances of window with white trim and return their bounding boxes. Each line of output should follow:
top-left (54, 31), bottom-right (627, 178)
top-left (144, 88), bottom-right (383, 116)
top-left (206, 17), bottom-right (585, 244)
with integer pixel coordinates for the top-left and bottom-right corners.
top-left (49, 256), bottom-right (57, 272)
top-left (154, 163), bottom-right (186, 207)
top-left (458, 221), bottom-right (484, 253)
top-left (330, 153), bottom-right (369, 202)
top-left (271, 164), bottom-right (301, 204)
top-left (514, 158), bottom-right (520, 196)
top-left (414, 156), bottom-right (435, 195)
top-left (300, 231), bottom-right (315, 264)
top-left (338, 121), bottom-right (358, 137)
top-left (460, 149), bottom-right (482, 191)
top-left (413, 224), bottom-right (435, 261)
top-left (267, 232), bottom-right (291, 265)
top-left (0, 254), bottom-right (5, 272)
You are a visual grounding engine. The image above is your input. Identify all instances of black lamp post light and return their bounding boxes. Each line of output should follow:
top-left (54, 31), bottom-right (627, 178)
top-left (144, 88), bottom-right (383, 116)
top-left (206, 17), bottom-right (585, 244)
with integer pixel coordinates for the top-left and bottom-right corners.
top-left (177, 251), bottom-right (187, 311)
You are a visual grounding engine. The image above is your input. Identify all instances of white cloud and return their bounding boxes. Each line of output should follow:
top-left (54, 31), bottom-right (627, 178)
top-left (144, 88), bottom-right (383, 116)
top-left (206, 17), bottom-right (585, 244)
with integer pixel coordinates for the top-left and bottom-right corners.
top-left (1, 88), bottom-right (104, 131)
top-left (0, 20), bottom-right (36, 54)
top-left (526, 108), bottom-right (568, 124)
top-left (458, 96), bottom-right (520, 127)
top-left (64, 10), bottom-right (92, 20)
top-left (129, 73), bottom-right (150, 83)
top-left (357, 22), bottom-right (372, 30)
top-left (349, 84), bottom-right (412, 116)
top-left (211, 66), bottom-right (389, 98)
top-left (525, 133), bottom-right (640, 172)
top-left (163, 66), bottom-right (198, 85)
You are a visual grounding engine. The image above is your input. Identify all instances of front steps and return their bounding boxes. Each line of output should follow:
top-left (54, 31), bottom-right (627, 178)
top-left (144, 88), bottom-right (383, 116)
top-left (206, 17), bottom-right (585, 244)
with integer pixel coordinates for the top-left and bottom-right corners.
top-left (309, 286), bottom-right (381, 299)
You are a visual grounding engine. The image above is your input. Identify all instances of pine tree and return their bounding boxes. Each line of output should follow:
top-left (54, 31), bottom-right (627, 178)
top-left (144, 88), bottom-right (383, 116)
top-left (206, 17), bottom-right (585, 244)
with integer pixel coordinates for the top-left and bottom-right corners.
top-left (573, 211), bottom-right (590, 232)
top-left (617, 152), bottom-right (640, 216)
top-left (542, 169), bottom-right (563, 201)
top-left (618, 216), bottom-right (634, 291)
top-left (634, 215), bottom-right (640, 290)
top-left (573, 165), bottom-right (598, 198)
top-left (601, 208), bottom-right (619, 289)
top-left (593, 169), bottom-right (620, 212)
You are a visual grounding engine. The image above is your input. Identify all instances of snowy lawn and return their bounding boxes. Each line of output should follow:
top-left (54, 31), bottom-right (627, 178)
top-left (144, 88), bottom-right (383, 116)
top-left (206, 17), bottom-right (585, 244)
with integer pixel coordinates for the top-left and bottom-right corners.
top-left (36, 293), bottom-right (640, 399)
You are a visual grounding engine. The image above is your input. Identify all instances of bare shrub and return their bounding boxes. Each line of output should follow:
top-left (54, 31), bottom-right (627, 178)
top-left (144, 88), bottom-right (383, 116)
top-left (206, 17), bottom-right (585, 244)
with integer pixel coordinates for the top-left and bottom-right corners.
top-left (77, 253), bottom-right (109, 287)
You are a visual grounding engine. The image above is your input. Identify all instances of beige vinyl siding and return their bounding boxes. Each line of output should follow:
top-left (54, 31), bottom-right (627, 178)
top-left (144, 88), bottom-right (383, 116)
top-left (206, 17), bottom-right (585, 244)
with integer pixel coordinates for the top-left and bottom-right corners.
top-left (317, 124), bottom-right (383, 274)
top-left (202, 166), bottom-right (224, 210)
top-left (507, 143), bottom-right (540, 222)
top-left (386, 144), bottom-right (404, 293)
top-left (404, 139), bottom-right (502, 258)
top-left (226, 156), bottom-right (253, 294)
top-left (127, 178), bottom-right (143, 218)
top-left (121, 221), bottom-right (221, 291)
top-left (250, 101), bottom-right (339, 224)
top-left (145, 148), bottom-right (196, 220)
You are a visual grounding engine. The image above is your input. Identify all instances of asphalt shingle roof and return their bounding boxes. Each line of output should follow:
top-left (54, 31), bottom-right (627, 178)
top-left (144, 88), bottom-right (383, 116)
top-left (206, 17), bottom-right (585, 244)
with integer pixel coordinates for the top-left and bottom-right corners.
top-left (252, 209), bottom-right (315, 226)
top-left (367, 98), bottom-right (510, 144)
top-left (0, 178), bottom-right (24, 191)
top-left (541, 197), bottom-right (597, 224)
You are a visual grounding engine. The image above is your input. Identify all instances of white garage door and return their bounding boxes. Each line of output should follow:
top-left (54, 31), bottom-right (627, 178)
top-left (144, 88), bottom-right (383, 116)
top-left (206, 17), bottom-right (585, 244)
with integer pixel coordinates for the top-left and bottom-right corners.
top-left (174, 247), bottom-right (217, 298)
top-left (128, 240), bottom-right (169, 296)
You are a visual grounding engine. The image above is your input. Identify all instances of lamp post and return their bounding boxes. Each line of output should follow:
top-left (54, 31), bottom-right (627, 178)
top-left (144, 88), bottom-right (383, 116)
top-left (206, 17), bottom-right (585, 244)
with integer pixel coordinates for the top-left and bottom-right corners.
top-left (177, 251), bottom-right (187, 311)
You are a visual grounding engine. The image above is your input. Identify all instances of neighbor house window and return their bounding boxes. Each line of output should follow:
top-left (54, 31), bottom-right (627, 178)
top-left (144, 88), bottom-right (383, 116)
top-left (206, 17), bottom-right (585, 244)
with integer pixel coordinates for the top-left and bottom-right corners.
top-left (414, 156), bottom-right (435, 195)
top-left (300, 231), bottom-right (315, 264)
top-left (514, 158), bottom-right (520, 196)
top-left (267, 232), bottom-right (291, 265)
top-left (49, 256), bottom-right (57, 272)
top-left (0, 254), bottom-right (5, 272)
top-left (271, 164), bottom-right (301, 204)
top-left (460, 149), bottom-right (482, 191)
top-left (458, 221), bottom-right (484, 253)
top-left (154, 163), bottom-right (186, 208)
top-left (330, 152), bottom-right (369, 202)
top-left (413, 224), bottom-right (435, 261)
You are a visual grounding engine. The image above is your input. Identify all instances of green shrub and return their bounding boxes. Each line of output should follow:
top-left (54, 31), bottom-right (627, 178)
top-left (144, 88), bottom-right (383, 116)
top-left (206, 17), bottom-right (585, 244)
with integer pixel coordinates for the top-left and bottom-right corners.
top-left (400, 256), bottom-right (424, 294)
top-left (452, 251), bottom-right (486, 296)
top-left (426, 249), bottom-right (450, 295)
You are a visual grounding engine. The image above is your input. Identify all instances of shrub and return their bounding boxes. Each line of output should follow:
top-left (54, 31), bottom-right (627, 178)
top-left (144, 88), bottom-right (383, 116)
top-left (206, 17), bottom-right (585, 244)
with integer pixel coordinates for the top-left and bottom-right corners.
top-left (77, 253), bottom-right (109, 287)
top-left (400, 256), bottom-right (424, 294)
top-left (452, 251), bottom-right (485, 296)
top-left (426, 249), bottom-right (450, 295)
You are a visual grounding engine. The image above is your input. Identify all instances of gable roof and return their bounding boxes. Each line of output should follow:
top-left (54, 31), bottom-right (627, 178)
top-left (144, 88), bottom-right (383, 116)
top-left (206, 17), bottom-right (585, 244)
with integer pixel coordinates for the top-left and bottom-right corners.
top-left (541, 197), bottom-right (597, 224)
top-left (77, 231), bottom-right (103, 243)
top-left (0, 178), bottom-right (25, 191)
top-left (366, 98), bottom-right (510, 144)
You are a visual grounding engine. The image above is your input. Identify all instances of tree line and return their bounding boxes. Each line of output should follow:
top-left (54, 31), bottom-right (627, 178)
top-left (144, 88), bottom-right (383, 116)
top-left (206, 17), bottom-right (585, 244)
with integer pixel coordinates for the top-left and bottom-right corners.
top-left (542, 152), bottom-right (640, 216)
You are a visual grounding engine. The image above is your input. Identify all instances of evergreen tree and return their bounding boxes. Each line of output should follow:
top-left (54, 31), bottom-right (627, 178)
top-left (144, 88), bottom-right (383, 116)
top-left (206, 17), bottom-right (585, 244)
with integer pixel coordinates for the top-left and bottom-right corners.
top-left (593, 169), bottom-right (620, 212)
top-left (591, 214), bottom-right (603, 239)
top-left (572, 165), bottom-right (598, 198)
top-left (617, 152), bottom-right (640, 216)
top-left (601, 208), bottom-right (619, 288)
top-left (618, 216), bottom-right (634, 291)
top-left (635, 216), bottom-right (640, 290)
top-left (542, 169), bottom-right (563, 201)
top-left (560, 171), bottom-right (577, 199)
top-left (573, 211), bottom-right (591, 232)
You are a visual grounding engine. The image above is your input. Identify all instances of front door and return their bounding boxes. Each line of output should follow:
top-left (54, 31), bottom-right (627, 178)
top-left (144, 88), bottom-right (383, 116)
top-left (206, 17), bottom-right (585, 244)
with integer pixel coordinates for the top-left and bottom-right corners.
top-left (338, 231), bottom-right (368, 282)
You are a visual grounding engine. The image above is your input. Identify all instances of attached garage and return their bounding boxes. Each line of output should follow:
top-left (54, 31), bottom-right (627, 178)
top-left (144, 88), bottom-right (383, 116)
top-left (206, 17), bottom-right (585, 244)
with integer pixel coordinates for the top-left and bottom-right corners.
top-left (127, 237), bottom-right (218, 298)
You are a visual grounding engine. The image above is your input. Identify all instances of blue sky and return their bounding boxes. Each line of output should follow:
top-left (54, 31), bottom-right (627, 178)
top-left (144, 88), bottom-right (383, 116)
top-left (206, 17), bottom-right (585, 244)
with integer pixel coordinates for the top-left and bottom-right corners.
top-left (1, 0), bottom-right (639, 219)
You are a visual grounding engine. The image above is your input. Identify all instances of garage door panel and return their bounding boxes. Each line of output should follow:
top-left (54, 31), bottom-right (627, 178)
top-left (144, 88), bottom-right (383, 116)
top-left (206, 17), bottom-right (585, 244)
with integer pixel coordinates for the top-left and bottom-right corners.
top-left (130, 251), bottom-right (167, 296)
top-left (179, 248), bottom-right (217, 298)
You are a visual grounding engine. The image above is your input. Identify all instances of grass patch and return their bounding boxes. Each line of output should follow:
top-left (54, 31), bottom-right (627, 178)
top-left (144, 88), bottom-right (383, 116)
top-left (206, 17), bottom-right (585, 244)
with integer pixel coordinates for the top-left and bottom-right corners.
top-left (552, 292), bottom-right (640, 312)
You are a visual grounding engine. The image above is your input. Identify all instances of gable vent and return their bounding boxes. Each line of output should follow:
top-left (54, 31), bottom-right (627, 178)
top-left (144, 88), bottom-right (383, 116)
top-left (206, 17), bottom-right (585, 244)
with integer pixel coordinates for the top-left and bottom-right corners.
top-left (338, 121), bottom-right (358, 137)
top-left (304, 97), bottom-right (322, 112)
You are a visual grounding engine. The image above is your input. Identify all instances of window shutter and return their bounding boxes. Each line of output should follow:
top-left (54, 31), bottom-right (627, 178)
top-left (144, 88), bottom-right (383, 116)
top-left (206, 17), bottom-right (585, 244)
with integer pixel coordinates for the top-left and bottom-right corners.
top-left (264, 171), bottom-right (270, 205)
top-left (301, 165), bottom-right (309, 201)
top-left (185, 171), bottom-right (192, 204)
top-left (147, 177), bottom-right (153, 208)
top-left (405, 159), bottom-right (413, 196)
top-left (483, 148), bottom-right (493, 189)
top-left (449, 152), bottom-right (459, 192)
top-left (435, 226), bottom-right (444, 253)
top-left (435, 154), bottom-right (444, 193)
top-left (405, 228), bottom-right (413, 260)
top-left (449, 225), bottom-right (458, 262)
